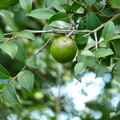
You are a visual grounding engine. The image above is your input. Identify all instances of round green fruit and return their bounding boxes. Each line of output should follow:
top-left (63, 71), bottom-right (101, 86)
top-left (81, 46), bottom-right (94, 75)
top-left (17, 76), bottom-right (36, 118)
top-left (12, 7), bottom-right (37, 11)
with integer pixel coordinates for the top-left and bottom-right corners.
top-left (50, 36), bottom-right (77, 63)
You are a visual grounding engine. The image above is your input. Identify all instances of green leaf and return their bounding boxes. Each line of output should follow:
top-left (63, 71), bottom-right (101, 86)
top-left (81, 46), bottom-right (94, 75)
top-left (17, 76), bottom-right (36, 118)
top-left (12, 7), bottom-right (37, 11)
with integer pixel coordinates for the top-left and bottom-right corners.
top-left (60, 4), bottom-right (71, 12)
top-left (81, 50), bottom-right (95, 57)
top-left (17, 30), bottom-right (35, 40)
top-left (0, 64), bottom-right (11, 79)
top-left (116, 61), bottom-right (120, 75)
top-left (102, 21), bottom-right (115, 41)
top-left (77, 50), bottom-right (98, 67)
top-left (2, 84), bottom-right (19, 104)
top-left (95, 65), bottom-right (108, 77)
top-left (109, 35), bottom-right (120, 41)
top-left (26, 54), bottom-right (37, 68)
top-left (77, 21), bottom-right (86, 30)
top-left (43, 0), bottom-right (55, 8)
top-left (84, 56), bottom-right (98, 67)
top-left (49, 12), bottom-right (68, 23)
top-left (108, 0), bottom-right (120, 8)
top-left (86, 12), bottom-right (101, 30)
top-left (0, 29), bottom-right (5, 40)
top-left (0, 0), bottom-right (19, 9)
top-left (27, 9), bottom-right (55, 19)
top-left (109, 112), bottom-right (120, 119)
top-left (112, 39), bottom-right (120, 58)
top-left (85, 0), bottom-right (96, 6)
top-left (17, 70), bottom-right (34, 92)
top-left (74, 62), bottom-right (86, 75)
top-left (99, 41), bottom-right (108, 47)
top-left (0, 81), bottom-right (7, 89)
top-left (77, 50), bottom-right (87, 62)
top-left (75, 33), bottom-right (88, 49)
top-left (0, 40), bottom-right (18, 59)
top-left (93, 48), bottom-right (113, 58)
top-left (116, 101), bottom-right (120, 114)
top-left (13, 40), bottom-right (26, 61)
top-left (71, 2), bottom-right (81, 12)
top-left (52, 0), bottom-right (65, 12)
top-left (19, 0), bottom-right (33, 13)
top-left (0, 10), bottom-right (17, 31)
top-left (41, 24), bottom-right (55, 40)
top-left (70, 61), bottom-right (77, 76)
top-left (114, 73), bottom-right (120, 83)
top-left (50, 21), bottom-right (70, 29)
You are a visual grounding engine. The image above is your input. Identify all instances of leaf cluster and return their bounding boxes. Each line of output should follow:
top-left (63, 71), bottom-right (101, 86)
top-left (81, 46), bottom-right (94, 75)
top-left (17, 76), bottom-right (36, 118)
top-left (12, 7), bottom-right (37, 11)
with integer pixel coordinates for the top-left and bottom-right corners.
top-left (0, 0), bottom-right (120, 119)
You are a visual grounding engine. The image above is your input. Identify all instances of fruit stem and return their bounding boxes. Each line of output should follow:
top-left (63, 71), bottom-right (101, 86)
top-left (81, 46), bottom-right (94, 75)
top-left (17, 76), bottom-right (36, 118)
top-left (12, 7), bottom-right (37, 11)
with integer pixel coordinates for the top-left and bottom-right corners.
top-left (65, 30), bottom-right (75, 39)
top-left (75, 67), bottom-right (88, 85)
top-left (36, 36), bottom-right (54, 54)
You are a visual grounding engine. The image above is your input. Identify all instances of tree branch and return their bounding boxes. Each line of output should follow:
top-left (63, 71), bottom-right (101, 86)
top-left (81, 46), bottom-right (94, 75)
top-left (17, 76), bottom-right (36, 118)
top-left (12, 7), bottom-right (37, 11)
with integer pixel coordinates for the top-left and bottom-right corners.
top-left (72, 0), bottom-right (89, 12)
top-left (0, 36), bottom-right (55, 93)
top-left (0, 65), bottom-right (27, 93)
top-left (9, 65), bottom-right (27, 84)
top-left (83, 13), bottom-right (120, 38)
top-left (36, 36), bottom-right (54, 54)
top-left (1, 29), bottom-right (90, 44)
top-left (3, 12), bottom-right (120, 40)
top-left (0, 36), bottom-right (17, 43)
top-left (3, 30), bottom-right (91, 37)
top-left (72, 0), bottom-right (113, 18)
top-left (75, 67), bottom-right (88, 85)
top-left (67, 13), bottom-right (76, 29)
top-left (30, 29), bottom-right (91, 34)
top-left (94, 32), bottom-right (98, 49)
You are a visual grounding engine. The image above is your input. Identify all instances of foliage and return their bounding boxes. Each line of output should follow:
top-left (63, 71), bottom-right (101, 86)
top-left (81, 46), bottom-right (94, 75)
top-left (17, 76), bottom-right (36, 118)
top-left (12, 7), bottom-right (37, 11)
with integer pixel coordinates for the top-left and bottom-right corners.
top-left (0, 0), bottom-right (120, 119)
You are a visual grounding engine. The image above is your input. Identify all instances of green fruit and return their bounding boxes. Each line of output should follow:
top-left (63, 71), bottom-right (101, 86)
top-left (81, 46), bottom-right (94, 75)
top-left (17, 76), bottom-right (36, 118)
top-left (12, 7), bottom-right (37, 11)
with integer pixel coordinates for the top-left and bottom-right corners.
top-left (50, 36), bottom-right (77, 63)
top-left (0, 0), bottom-right (19, 9)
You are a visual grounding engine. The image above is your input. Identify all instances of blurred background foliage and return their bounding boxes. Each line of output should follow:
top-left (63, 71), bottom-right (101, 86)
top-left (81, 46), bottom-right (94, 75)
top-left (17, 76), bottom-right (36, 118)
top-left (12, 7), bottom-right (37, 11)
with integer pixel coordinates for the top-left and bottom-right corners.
top-left (0, 0), bottom-right (120, 120)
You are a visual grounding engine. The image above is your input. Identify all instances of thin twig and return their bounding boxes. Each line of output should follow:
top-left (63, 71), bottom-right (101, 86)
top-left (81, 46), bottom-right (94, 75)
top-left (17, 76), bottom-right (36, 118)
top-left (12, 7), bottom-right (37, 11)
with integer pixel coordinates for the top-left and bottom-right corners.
top-left (1, 29), bottom-right (91, 44)
top-left (4, 32), bottom-right (15, 36)
top-left (72, 0), bottom-right (112, 18)
top-left (72, 0), bottom-right (89, 12)
top-left (92, 5), bottom-right (112, 18)
top-left (75, 67), bottom-right (88, 85)
top-left (36, 36), bottom-right (54, 54)
top-left (68, 13), bottom-right (76, 29)
top-left (111, 64), bottom-right (116, 79)
top-left (3, 30), bottom-right (91, 36)
top-left (65, 30), bottom-right (75, 38)
top-left (94, 32), bottom-right (98, 50)
top-left (30, 29), bottom-right (91, 34)
top-left (4, 36), bottom-right (17, 43)
top-left (83, 13), bottom-right (120, 38)
top-left (0, 36), bottom-right (17, 43)
top-left (0, 65), bottom-right (27, 93)
top-left (9, 65), bottom-right (27, 84)
top-left (4, 12), bottom-right (119, 41)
